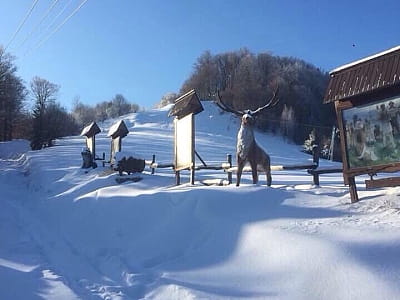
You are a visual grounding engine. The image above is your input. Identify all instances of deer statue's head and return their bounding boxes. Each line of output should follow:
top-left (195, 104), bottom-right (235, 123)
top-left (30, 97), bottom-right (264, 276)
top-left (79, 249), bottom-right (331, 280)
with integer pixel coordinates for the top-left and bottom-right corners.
top-left (215, 87), bottom-right (279, 123)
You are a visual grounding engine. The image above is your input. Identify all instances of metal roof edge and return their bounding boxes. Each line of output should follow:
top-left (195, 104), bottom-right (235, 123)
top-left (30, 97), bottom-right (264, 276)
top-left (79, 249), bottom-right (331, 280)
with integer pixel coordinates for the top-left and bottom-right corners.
top-left (329, 45), bottom-right (400, 75)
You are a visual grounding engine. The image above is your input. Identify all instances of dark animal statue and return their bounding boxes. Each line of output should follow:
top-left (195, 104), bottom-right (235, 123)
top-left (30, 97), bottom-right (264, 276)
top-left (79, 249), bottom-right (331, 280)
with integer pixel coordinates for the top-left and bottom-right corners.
top-left (215, 88), bottom-right (279, 186)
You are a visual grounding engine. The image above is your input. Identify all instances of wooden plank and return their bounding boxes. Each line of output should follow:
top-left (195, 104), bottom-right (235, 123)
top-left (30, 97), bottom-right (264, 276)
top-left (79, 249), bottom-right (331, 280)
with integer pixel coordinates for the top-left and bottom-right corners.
top-left (307, 168), bottom-right (342, 175)
top-left (365, 176), bottom-right (400, 189)
top-left (348, 67), bottom-right (360, 96)
top-left (382, 56), bottom-right (394, 86)
top-left (361, 62), bottom-right (373, 93)
top-left (366, 61), bottom-right (380, 91)
top-left (379, 57), bottom-right (390, 87)
top-left (391, 54), bottom-right (400, 84)
top-left (340, 70), bottom-right (351, 98)
top-left (388, 54), bottom-right (399, 84)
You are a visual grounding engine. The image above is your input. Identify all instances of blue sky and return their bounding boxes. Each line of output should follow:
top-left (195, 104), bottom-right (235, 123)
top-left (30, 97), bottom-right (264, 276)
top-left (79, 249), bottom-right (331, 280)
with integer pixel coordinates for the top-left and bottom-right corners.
top-left (1, 0), bottom-right (399, 110)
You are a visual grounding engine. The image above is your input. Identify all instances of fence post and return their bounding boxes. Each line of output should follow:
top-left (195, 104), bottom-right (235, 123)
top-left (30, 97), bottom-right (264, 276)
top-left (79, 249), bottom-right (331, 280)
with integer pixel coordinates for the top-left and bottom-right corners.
top-left (151, 154), bottom-right (156, 175)
top-left (312, 144), bottom-right (320, 167)
top-left (227, 154), bottom-right (232, 184)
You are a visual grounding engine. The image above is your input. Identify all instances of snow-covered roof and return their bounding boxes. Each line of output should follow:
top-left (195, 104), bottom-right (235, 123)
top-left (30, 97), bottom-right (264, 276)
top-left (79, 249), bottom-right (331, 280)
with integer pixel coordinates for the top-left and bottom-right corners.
top-left (80, 122), bottom-right (100, 137)
top-left (330, 45), bottom-right (400, 74)
top-left (107, 120), bottom-right (129, 138)
top-left (324, 45), bottom-right (400, 103)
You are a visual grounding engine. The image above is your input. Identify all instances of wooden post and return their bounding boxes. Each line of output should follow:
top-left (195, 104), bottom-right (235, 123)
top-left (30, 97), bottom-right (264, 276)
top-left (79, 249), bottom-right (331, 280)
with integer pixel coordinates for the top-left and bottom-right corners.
top-left (312, 144), bottom-right (320, 167)
top-left (312, 171), bottom-right (320, 186)
top-left (329, 126), bottom-right (336, 161)
top-left (151, 154), bottom-right (156, 175)
top-left (227, 154), bottom-right (232, 184)
top-left (92, 135), bottom-right (96, 162)
top-left (190, 166), bottom-right (195, 185)
top-left (348, 176), bottom-right (359, 203)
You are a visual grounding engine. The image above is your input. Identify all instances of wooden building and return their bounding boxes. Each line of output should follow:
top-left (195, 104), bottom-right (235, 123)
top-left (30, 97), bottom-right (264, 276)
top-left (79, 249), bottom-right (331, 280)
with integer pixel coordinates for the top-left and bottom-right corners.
top-left (324, 45), bottom-right (400, 202)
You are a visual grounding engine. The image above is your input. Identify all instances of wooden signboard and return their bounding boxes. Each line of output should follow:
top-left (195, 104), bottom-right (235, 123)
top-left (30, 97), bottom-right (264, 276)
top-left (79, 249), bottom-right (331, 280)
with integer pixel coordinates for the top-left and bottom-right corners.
top-left (325, 45), bottom-right (400, 202)
top-left (174, 113), bottom-right (195, 184)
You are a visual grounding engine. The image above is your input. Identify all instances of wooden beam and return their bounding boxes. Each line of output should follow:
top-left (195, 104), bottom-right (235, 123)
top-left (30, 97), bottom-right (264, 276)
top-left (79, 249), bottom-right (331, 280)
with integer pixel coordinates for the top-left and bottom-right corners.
top-left (365, 176), bottom-right (400, 189)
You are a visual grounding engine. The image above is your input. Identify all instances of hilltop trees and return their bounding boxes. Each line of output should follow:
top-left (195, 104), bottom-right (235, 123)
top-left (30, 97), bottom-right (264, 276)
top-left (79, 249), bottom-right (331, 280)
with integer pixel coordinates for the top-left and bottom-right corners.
top-left (72, 94), bottom-right (140, 128)
top-left (156, 92), bottom-right (179, 108)
top-left (180, 49), bottom-right (334, 144)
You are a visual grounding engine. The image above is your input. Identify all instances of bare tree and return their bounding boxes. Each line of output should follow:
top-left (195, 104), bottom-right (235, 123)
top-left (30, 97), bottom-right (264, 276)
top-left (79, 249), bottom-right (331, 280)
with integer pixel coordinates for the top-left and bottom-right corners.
top-left (0, 47), bottom-right (26, 141)
top-left (30, 76), bottom-right (60, 149)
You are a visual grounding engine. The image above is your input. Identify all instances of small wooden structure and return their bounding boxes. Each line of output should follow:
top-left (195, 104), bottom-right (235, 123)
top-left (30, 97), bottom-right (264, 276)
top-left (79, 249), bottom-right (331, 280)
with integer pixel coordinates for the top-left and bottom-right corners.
top-left (80, 122), bottom-right (101, 167)
top-left (169, 89), bottom-right (204, 184)
top-left (107, 120), bottom-right (129, 164)
top-left (168, 89), bottom-right (204, 119)
top-left (324, 45), bottom-right (400, 202)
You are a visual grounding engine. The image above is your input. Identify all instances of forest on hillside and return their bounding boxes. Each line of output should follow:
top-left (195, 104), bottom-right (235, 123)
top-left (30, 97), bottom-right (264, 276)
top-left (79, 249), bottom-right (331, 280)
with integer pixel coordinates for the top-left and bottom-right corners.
top-left (2, 45), bottom-right (336, 150)
top-left (178, 49), bottom-right (336, 144)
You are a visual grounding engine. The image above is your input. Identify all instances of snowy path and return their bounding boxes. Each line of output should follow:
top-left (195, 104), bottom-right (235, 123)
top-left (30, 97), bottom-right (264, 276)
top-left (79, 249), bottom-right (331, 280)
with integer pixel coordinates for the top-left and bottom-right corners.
top-left (1, 104), bottom-right (400, 299)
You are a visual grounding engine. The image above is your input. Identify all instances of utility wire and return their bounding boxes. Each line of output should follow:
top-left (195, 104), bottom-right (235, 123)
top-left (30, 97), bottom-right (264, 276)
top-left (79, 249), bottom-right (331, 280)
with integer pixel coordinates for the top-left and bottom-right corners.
top-left (15, 0), bottom-right (61, 51)
top-left (44, 0), bottom-right (74, 37)
top-left (24, 0), bottom-right (89, 57)
top-left (5, 0), bottom-right (40, 51)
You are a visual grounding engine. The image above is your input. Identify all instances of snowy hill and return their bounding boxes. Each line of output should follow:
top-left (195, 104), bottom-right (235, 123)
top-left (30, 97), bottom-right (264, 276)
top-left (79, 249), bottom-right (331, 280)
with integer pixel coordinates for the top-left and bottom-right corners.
top-left (1, 102), bottom-right (400, 300)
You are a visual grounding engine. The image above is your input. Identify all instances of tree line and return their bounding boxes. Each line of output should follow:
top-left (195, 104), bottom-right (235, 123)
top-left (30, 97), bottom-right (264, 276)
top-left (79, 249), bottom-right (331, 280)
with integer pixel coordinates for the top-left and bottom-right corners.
top-left (0, 46), bottom-right (139, 150)
top-left (71, 94), bottom-right (140, 128)
top-left (3, 45), bottom-right (336, 150)
top-left (176, 49), bottom-right (335, 144)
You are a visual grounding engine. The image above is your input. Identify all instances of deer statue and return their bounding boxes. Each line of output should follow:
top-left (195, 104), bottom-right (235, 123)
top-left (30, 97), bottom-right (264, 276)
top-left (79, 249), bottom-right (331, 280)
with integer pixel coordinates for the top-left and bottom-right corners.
top-left (215, 88), bottom-right (279, 186)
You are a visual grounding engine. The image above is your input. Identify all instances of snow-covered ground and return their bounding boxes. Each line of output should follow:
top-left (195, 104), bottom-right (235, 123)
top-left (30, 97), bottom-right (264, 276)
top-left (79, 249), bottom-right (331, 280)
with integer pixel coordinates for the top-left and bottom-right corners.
top-left (1, 102), bottom-right (400, 300)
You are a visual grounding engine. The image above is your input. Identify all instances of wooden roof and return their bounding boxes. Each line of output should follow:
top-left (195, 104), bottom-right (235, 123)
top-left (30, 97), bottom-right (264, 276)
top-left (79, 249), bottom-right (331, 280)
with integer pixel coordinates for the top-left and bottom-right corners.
top-left (107, 120), bottom-right (129, 139)
top-left (324, 46), bottom-right (400, 103)
top-left (168, 89), bottom-right (204, 119)
top-left (80, 122), bottom-right (101, 138)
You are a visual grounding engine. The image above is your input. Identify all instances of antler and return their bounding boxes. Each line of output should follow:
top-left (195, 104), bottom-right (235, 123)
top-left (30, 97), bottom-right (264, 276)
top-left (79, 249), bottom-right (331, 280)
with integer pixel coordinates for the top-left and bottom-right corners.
top-left (214, 90), bottom-right (243, 117)
top-left (250, 86), bottom-right (279, 116)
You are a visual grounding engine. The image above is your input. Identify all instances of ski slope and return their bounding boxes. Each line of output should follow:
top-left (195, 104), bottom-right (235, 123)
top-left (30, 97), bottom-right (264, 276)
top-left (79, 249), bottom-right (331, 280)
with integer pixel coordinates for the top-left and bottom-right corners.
top-left (1, 102), bottom-right (400, 300)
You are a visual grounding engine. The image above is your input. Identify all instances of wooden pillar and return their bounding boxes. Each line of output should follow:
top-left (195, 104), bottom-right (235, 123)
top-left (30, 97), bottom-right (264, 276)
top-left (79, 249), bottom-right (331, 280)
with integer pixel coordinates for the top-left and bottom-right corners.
top-left (312, 144), bottom-right (320, 167)
top-left (348, 176), bottom-right (359, 203)
top-left (151, 154), bottom-right (156, 175)
top-left (190, 166), bottom-right (195, 185)
top-left (312, 172), bottom-right (320, 186)
top-left (227, 154), bottom-right (232, 184)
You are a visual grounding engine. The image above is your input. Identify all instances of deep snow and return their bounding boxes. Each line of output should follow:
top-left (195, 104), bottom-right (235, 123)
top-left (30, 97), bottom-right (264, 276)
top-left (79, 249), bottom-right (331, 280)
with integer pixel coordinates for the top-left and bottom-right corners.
top-left (1, 102), bottom-right (400, 300)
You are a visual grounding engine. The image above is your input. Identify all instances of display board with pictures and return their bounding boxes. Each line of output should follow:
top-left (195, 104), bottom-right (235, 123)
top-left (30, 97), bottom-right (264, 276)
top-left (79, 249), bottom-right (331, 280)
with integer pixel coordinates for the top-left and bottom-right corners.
top-left (342, 95), bottom-right (400, 169)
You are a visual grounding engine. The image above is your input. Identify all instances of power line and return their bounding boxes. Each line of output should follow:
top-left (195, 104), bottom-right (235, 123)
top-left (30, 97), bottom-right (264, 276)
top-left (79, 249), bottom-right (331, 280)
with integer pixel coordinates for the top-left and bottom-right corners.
top-left (44, 0), bottom-right (74, 36)
top-left (15, 0), bottom-right (61, 51)
top-left (24, 0), bottom-right (89, 58)
top-left (5, 0), bottom-right (40, 51)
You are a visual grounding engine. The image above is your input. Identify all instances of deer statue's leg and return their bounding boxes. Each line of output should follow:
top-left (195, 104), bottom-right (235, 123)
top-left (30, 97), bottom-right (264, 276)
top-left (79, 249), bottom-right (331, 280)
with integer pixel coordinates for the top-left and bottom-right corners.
top-left (236, 158), bottom-right (245, 186)
top-left (249, 159), bottom-right (258, 184)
